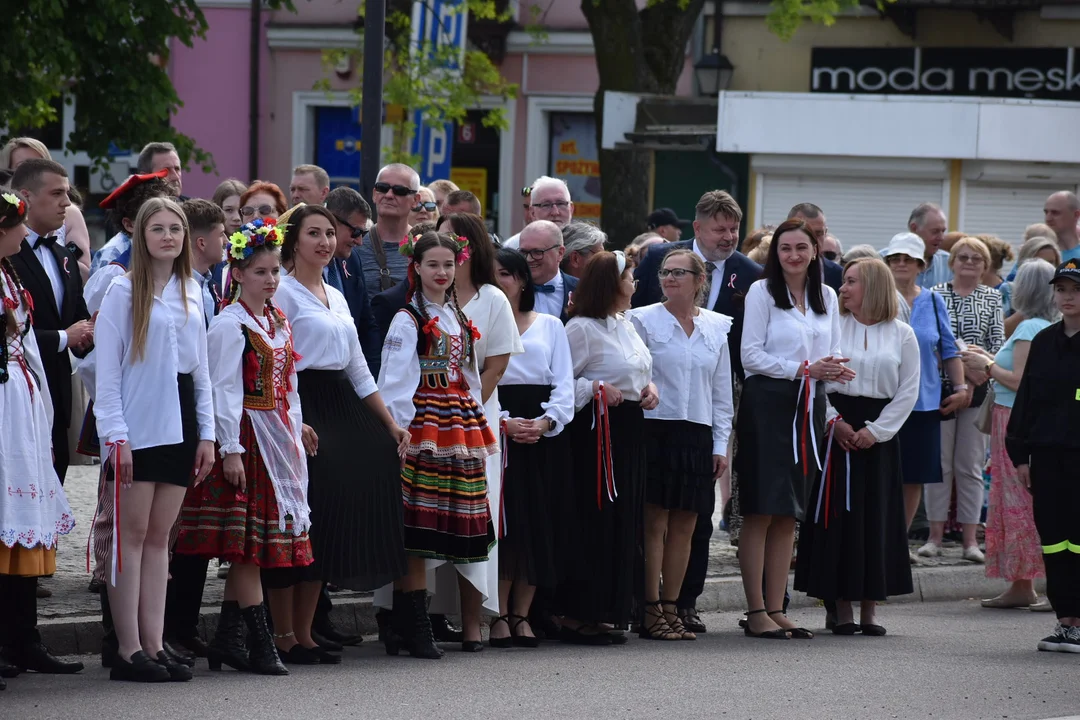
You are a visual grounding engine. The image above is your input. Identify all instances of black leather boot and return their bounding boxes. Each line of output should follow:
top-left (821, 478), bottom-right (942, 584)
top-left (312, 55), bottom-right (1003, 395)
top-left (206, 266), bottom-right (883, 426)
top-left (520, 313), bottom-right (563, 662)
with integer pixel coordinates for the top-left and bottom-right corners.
top-left (207, 600), bottom-right (249, 672)
top-left (0, 576), bottom-right (82, 674)
top-left (387, 590), bottom-right (442, 659)
top-left (241, 604), bottom-right (288, 676)
top-left (429, 613), bottom-right (463, 643)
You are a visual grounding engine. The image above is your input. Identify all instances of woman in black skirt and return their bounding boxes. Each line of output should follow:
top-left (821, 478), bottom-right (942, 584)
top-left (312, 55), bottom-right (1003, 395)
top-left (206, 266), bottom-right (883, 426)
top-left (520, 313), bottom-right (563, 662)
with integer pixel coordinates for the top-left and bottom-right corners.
top-left (629, 249), bottom-right (734, 641)
top-left (737, 218), bottom-right (849, 640)
top-left (794, 259), bottom-right (920, 635)
top-left (267, 204), bottom-right (410, 664)
top-left (558, 250), bottom-right (658, 645)
top-left (94, 197), bottom-right (217, 682)
top-left (488, 248), bottom-right (575, 647)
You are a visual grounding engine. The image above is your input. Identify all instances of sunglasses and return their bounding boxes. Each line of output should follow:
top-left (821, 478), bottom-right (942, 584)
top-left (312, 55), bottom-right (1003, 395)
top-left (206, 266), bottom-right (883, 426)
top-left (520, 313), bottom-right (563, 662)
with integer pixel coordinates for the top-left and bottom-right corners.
top-left (822, 250), bottom-right (839, 262)
top-left (334, 215), bottom-right (365, 239)
top-left (412, 201), bottom-right (437, 213)
top-left (241, 204), bottom-right (276, 217)
top-left (374, 182), bottom-right (418, 197)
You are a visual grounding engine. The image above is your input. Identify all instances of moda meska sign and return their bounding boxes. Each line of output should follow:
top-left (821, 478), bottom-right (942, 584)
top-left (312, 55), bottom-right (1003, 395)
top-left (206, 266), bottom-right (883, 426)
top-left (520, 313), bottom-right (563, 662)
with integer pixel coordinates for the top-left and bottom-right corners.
top-left (810, 47), bottom-right (1080, 100)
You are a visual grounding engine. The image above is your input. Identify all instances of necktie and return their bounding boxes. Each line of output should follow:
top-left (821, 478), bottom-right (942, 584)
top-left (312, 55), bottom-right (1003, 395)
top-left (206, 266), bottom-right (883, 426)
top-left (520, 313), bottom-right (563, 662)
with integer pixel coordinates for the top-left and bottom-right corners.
top-left (699, 261), bottom-right (717, 308)
top-left (326, 259), bottom-right (345, 292)
top-left (536, 284), bottom-right (556, 294)
top-left (34, 235), bottom-right (57, 250)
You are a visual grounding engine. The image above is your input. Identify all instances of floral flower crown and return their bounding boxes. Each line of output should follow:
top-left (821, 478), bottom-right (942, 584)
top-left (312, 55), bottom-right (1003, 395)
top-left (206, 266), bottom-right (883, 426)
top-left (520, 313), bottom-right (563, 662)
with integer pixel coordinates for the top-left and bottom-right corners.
top-left (228, 217), bottom-right (284, 261)
top-left (398, 233), bottom-right (471, 265)
top-left (1, 192), bottom-right (27, 219)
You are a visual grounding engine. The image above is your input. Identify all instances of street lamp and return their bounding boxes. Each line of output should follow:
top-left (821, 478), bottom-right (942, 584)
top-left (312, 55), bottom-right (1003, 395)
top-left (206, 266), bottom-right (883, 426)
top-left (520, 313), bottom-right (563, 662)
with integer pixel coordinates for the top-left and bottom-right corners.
top-left (694, 51), bottom-right (734, 97)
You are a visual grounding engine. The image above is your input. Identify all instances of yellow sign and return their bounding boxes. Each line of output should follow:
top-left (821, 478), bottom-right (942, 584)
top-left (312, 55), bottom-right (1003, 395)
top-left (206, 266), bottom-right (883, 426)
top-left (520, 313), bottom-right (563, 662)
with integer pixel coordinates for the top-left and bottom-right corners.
top-left (450, 167), bottom-right (488, 208)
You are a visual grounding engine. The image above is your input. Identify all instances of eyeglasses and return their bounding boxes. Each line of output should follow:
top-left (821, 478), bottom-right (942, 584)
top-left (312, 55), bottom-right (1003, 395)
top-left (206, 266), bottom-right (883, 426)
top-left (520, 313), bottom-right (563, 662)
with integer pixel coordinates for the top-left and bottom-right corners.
top-left (532, 200), bottom-right (571, 212)
top-left (241, 204), bottom-right (276, 218)
top-left (822, 251), bottom-right (839, 262)
top-left (374, 182), bottom-right (418, 197)
top-left (954, 253), bottom-right (984, 265)
top-left (521, 244), bottom-right (560, 261)
top-left (334, 215), bottom-right (365, 239)
top-left (412, 201), bottom-right (437, 213)
top-left (658, 268), bottom-right (700, 279)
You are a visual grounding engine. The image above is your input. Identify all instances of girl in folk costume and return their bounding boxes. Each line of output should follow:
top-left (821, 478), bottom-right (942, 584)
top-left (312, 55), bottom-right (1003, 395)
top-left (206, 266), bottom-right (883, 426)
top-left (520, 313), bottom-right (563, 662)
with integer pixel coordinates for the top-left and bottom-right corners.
top-left (93, 197), bottom-right (217, 683)
top-left (175, 217), bottom-right (316, 675)
top-left (377, 230), bottom-right (499, 658)
top-left (0, 192), bottom-right (81, 688)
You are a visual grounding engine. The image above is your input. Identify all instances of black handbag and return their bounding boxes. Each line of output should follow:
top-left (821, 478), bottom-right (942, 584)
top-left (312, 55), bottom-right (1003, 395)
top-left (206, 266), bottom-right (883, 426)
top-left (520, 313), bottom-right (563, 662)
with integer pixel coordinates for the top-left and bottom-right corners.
top-left (934, 292), bottom-right (956, 420)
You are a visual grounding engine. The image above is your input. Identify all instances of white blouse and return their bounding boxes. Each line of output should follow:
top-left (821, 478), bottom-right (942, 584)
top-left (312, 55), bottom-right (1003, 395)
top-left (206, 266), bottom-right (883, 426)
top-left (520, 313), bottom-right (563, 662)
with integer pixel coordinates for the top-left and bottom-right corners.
top-left (379, 299), bottom-right (485, 430)
top-left (499, 313), bottom-right (575, 436)
top-left (565, 314), bottom-right (653, 411)
top-left (741, 279), bottom-right (843, 380)
top-left (629, 304), bottom-right (735, 455)
top-left (274, 275), bottom-right (377, 400)
top-left (824, 315), bottom-right (921, 443)
top-left (463, 283), bottom-right (524, 420)
top-left (94, 275), bottom-right (215, 450)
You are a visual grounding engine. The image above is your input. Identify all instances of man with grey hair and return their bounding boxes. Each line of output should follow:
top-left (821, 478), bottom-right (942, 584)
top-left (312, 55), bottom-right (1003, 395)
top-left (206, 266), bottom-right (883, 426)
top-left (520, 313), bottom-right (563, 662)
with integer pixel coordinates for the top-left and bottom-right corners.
top-left (504, 175), bottom-right (574, 249)
top-left (907, 202), bottom-right (952, 288)
top-left (560, 221), bottom-right (606, 278)
top-left (822, 233), bottom-right (843, 263)
top-left (290, 164), bottom-right (331, 206)
top-left (1042, 191), bottom-right (1080, 263)
top-left (358, 163), bottom-right (421, 299)
top-left (136, 141), bottom-right (183, 196)
top-left (518, 219), bottom-right (576, 321)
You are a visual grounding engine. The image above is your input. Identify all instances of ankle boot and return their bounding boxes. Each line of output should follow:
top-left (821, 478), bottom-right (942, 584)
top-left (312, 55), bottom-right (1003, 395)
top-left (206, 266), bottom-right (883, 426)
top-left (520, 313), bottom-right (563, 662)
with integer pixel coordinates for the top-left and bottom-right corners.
top-left (207, 601), bottom-right (249, 672)
top-left (241, 605), bottom-right (288, 676)
top-left (389, 590), bottom-right (442, 660)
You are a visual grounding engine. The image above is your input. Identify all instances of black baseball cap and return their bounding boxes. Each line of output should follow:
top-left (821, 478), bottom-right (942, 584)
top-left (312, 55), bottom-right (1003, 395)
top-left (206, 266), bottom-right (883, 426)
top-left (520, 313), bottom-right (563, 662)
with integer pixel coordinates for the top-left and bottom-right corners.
top-left (647, 208), bottom-right (690, 229)
top-left (1051, 259), bottom-right (1080, 285)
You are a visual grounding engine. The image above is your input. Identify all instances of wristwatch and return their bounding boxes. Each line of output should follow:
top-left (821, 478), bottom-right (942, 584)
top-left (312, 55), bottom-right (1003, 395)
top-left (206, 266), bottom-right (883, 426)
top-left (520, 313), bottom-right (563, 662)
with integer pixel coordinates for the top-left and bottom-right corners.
top-left (984, 359), bottom-right (996, 373)
top-left (546, 417), bottom-right (556, 432)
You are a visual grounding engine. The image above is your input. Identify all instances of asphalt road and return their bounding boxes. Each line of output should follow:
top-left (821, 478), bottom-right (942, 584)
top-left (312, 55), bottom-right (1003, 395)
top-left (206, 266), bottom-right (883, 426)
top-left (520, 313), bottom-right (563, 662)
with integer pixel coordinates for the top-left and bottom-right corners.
top-left (5, 602), bottom-right (1078, 720)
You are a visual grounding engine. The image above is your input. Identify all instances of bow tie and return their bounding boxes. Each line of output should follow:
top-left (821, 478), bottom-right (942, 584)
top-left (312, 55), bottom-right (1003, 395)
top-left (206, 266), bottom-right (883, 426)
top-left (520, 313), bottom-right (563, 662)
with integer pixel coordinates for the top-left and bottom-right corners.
top-left (536, 284), bottom-right (556, 294)
top-left (33, 235), bottom-right (57, 250)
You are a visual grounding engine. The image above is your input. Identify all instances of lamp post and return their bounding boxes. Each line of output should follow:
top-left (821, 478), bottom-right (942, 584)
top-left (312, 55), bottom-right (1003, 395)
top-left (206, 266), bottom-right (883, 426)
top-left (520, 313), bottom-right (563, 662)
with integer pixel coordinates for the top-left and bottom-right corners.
top-left (360, 0), bottom-right (385, 212)
top-left (694, 6), bottom-right (734, 97)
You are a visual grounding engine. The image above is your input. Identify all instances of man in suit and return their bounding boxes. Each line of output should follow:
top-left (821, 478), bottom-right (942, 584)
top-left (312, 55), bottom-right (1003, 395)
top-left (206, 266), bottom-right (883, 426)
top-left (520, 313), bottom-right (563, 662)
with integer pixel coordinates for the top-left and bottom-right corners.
top-left (632, 189), bottom-right (762, 634)
top-left (10, 159), bottom-right (94, 483)
top-left (519, 220), bottom-right (577, 322)
top-left (787, 203), bottom-right (843, 292)
top-left (325, 187), bottom-right (382, 376)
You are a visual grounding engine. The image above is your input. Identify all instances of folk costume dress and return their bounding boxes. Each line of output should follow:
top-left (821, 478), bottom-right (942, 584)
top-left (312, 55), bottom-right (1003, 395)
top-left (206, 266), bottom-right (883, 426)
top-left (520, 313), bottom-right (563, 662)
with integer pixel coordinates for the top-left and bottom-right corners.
top-left (268, 275), bottom-right (405, 590)
top-left (374, 296), bottom-right (498, 609)
top-left (176, 302), bottom-right (313, 569)
top-left (794, 314), bottom-right (920, 602)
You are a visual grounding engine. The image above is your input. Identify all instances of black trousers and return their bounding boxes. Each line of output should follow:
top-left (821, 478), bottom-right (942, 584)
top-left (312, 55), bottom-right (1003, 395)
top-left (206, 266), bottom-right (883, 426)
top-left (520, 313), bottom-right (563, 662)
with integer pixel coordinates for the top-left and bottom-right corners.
top-left (676, 505), bottom-right (713, 608)
top-left (0, 575), bottom-right (40, 648)
top-left (52, 423), bottom-right (70, 485)
top-left (1030, 448), bottom-right (1080, 619)
top-left (164, 553), bottom-right (210, 639)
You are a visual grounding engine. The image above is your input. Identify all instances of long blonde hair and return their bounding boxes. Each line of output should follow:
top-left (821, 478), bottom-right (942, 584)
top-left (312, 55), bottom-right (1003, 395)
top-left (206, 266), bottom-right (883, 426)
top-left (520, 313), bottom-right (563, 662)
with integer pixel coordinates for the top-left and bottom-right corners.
top-left (129, 197), bottom-right (192, 361)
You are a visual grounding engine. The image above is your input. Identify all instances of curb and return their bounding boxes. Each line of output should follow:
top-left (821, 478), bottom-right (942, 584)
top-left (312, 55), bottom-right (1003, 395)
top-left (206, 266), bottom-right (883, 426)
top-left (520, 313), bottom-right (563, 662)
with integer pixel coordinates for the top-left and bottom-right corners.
top-left (40, 564), bottom-right (1038, 656)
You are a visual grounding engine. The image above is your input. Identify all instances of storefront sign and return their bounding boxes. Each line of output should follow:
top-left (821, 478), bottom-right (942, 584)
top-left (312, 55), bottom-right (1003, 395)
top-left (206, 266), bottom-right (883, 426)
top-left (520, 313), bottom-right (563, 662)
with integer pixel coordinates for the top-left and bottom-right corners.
top-left (450, 167), bottom-right (488, 205)
top-left (549, 113), bottom-right (601, 223)
top-left (811, 47), bottom-right (1080, 101)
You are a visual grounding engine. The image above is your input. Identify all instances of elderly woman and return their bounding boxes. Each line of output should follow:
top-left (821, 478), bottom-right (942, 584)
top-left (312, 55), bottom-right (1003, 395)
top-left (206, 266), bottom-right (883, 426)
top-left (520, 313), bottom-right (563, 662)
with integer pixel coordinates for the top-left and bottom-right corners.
top-left (920, 238), bottom-right (1004, 562)
top-left (625, 232), bottom-right (664, 269)
top-left (882, 233), bottom-right (968, 538)
top-left (408, 187), bottom-right (439, 227)
top-left (962, 259), bottom-right (1057, 610)
top-left (1003, 238), bottom-right (1061, 334)
top-left (240, 182), bottom-right (288, 222)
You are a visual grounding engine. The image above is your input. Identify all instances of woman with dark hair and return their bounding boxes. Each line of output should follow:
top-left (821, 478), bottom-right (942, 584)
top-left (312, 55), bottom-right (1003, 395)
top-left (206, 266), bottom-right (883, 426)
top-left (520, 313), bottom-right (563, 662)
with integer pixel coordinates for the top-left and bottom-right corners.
top-left (557, 250), bottom-right (658, 645)
top-left (212, 179), bottom-right (248, 237)
top-left (737, 218), bottom-right (848, 640)
top-left (268, 203), bottom-right (409, 665)
top-left (0, 192), bottom-right (82, 688)
top-left (487, 247), bottom-right (574, 647)
top-left (240, 182), bottom-right (288, 222)
top-left (376, 230), bottom-right (499, 658)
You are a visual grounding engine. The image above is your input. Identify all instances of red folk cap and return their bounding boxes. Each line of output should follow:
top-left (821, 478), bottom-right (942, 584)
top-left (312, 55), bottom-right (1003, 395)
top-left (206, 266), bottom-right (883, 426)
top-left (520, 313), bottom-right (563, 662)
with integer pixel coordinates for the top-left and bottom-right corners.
top-left (99, 168), bottom-right (170, 209)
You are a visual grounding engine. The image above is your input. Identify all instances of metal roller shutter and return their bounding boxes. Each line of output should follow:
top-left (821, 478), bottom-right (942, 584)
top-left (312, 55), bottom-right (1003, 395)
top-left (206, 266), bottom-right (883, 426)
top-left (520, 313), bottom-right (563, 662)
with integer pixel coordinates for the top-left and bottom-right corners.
top-left (760, 175), bottom-right (945, 251)
top-left (961, 182), bottom-right (1068, 245)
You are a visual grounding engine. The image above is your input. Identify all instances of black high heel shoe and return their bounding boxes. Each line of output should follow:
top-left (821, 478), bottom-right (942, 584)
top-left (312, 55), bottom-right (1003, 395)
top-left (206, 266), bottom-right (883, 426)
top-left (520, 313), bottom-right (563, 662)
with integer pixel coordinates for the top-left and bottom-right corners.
top-left (487, 616), bottom-right (512, 649)
top-left (460, 640), bottom-right (484, 653)
top-left (742, 609), bottom-right (789, 640)
top-left (508, 615), bottom-right (540, 648)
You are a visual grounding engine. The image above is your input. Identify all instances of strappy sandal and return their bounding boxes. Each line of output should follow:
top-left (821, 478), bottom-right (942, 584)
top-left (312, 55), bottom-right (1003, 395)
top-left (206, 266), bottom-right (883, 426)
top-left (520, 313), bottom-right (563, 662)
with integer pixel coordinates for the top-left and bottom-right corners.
top-left (507, 614), bottom-right (540, 648)
top-left (768, 610), bottom-right (814, 639)
top-left (743, 609), bottom-right (789, 640)
top-left (661, 601), bottom-right (696, 640)
top-left (638, 601), bottom-right (681, 641)
top-left (488, 616), bottom-right (512, 648)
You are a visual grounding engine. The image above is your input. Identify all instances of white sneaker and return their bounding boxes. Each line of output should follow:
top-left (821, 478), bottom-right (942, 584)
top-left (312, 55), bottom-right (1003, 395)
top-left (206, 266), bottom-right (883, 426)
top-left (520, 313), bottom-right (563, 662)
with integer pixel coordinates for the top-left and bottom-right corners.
top-left (1037, 624), bottom-right (1067, 652)
top-left (962, 546), bottom-right (985, 563)
top-left (916, 542), bottom-right (941, 558)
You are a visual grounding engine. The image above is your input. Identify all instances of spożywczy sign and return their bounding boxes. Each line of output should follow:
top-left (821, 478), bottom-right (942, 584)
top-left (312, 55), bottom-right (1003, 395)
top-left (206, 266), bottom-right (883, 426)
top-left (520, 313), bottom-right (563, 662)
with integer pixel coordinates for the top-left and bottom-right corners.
top-left (811, 47), bottom-right (1080, 100)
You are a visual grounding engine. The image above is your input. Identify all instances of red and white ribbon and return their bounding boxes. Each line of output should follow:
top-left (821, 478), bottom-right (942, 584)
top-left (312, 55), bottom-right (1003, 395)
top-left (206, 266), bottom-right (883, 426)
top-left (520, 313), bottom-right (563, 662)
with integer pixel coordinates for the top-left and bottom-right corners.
top-left (792, 361), bottom-right (822, 475)
top-left (498, 419), bottom-right (508, 539)
top-left (813, 418), bottom-right (851, 528)
top-left (592, 381), bottom-right (617, 509)
top-left (86, 440), bottom-right (126, 586)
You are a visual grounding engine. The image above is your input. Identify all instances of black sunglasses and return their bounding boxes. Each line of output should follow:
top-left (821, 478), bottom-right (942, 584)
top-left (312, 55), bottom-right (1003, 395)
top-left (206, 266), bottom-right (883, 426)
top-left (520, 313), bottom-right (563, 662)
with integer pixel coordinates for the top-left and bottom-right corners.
top-left (374, 182), bottom-right (418, 197)
top-left (822, 250), bottom-right (839, 262)
top-left (334, 215), bottom-right (365, 239)
top-left (412, 201), bottom-right (437, 212)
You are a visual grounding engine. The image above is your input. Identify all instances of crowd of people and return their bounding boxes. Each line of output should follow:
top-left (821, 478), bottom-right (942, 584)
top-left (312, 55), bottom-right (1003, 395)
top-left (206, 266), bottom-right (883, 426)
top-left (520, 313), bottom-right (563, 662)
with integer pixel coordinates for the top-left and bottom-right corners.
top-left (1, 136), bottom-right (1079, 689)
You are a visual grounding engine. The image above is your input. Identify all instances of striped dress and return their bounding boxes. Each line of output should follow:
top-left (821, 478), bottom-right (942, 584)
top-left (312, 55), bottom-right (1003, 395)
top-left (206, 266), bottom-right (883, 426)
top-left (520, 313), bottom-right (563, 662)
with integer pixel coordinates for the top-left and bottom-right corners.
top-left (380, 298), bottom-right (498, 563)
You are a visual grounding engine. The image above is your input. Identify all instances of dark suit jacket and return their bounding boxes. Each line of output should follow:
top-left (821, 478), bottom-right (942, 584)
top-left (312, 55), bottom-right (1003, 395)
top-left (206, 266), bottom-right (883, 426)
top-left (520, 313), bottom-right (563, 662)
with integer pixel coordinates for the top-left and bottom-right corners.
top-left (632, 240), bottom-right (762, 380)
top-left (557, 271), bottom-right (579, 324)
top-left (10, 238), bottom-right (92, 429)
top-left (371, 276), bottom-right (410, 356)
top-left (822, 258), bottom-right (843, 293)
top-left (334, 248), bottom-right (382, 378)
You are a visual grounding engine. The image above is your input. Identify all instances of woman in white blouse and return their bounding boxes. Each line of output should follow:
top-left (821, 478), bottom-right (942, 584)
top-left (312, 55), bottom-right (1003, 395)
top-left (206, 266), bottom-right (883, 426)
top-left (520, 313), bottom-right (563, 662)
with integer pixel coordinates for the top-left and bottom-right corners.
top-left (737, 218), bottom-right (849, 640)
top-left (629, 250), bottom-right (734, 641)
top-left (557, 250), bottom-right (658, 645)
top-left (94, 197), bottom-right (216, 682)
top-left (794, 258), bottom-right (920, 635)
top-left (487, 247), bottom-right (574, 648)
top-left (267, 204), bottom-right (409, 665)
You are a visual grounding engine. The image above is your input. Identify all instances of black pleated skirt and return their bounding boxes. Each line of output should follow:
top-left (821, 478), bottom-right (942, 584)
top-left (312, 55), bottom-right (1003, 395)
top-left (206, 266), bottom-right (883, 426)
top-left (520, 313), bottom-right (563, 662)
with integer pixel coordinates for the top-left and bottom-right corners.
top-left (498, 384), bottom-right (566, 588)
top-left (794, 394), bottom-right (914, 602)
top-left (645, 419), bottom-right (714, 513)
top-left (131, 373), bottom-right (199, 487)
top-left (555, 400), bottom-right (645, 627)
top-left (734, 374), bottom-right (825, 520)
top-left (263, 369), bottom-right (406, 591)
